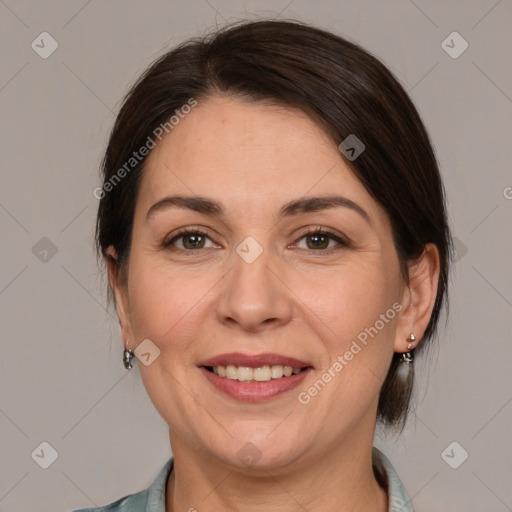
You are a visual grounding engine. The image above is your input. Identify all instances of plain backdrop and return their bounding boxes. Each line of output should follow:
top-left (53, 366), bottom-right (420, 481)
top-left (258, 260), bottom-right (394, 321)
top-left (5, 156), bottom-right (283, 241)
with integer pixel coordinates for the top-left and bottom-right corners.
top-left (0, 1), bottom-right (511, 511)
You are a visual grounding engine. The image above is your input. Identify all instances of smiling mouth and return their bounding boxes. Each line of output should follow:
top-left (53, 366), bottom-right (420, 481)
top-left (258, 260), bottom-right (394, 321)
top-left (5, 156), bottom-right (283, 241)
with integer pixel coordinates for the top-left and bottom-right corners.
top-left (203, 364), bottom-right (311, 382)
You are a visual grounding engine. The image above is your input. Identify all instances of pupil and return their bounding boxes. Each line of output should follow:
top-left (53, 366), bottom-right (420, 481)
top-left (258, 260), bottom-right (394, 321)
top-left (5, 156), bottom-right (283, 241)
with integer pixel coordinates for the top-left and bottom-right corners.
top-left (308, 234), bottom-right (327, 249)
top-left (185, 234), bottom-right (203, 249)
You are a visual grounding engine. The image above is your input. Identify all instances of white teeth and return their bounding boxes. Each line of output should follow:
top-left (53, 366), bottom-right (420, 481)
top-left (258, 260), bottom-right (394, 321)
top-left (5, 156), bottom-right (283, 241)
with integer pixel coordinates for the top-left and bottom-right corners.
top-left (270, 365), bottom-right (284, 378)
top-left (253, 366), bottom-right (271, 381)
top-left (210, 364), bottom-right (303, 382)
top-left (225, 365), bottom-right (238, 380)
top-left (237, 366), bottom-right (253, 381)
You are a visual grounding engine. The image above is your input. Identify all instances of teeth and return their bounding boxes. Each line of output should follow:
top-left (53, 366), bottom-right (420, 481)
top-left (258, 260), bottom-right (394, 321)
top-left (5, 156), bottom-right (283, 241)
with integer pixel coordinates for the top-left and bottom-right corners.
top-left (225, 365), bottom-right (238, 380)
top-left (253, 366), bottom-right (272, 381)
top-left (210, 364), bottom-right (303, 382)
top-left (237, 366), bottom-right (253, 382)
top-left (271, 365), bottom-right (284, 379)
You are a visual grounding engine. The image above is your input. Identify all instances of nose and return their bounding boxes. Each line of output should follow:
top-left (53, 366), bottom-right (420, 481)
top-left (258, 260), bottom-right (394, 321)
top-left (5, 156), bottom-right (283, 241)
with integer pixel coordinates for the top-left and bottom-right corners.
top-left (215, 244), bottom-right (293, 333)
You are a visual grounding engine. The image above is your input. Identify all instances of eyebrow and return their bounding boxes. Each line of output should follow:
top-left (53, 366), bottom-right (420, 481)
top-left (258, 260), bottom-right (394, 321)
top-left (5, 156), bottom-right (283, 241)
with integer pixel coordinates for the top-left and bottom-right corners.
top-left (146, 194), bottom-right (371, 225)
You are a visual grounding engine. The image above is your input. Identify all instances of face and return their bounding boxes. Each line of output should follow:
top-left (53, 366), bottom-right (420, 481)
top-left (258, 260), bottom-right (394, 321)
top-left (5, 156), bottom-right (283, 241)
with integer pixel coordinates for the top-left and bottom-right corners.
top-left (112, 95), bottom-right (412, 471)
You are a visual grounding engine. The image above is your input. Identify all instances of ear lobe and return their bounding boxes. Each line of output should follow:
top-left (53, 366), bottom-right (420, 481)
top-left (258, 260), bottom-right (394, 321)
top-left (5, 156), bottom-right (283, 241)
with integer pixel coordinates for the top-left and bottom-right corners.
top-left (105, 246), bottom-right (132, 343)
top-left (393, 243), bottom-right (441, 352)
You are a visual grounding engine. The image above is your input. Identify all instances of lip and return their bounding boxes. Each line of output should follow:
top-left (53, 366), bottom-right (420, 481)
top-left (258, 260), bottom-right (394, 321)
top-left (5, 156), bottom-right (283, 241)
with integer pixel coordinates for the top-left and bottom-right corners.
top-left (200, 366), bottom-right (313, 402)
top-left (198, 352), bottom-right (313, 403)
top-left (198, 352), bottom-right (312, 369)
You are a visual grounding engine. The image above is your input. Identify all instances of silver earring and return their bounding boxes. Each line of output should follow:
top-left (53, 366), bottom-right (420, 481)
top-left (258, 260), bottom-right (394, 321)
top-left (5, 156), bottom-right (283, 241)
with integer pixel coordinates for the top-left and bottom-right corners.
top-left (400, 333), bottom-right (415, 365)
top-left (407, 333), bottom-right (415, 350)
top-left (123, 339), bottom-right (135, 370)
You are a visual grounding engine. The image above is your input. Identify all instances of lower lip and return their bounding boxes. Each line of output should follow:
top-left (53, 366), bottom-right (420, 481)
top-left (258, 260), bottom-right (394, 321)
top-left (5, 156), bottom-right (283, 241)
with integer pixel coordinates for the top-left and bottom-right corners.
top-left (200, 367), bottom-right (312, 402)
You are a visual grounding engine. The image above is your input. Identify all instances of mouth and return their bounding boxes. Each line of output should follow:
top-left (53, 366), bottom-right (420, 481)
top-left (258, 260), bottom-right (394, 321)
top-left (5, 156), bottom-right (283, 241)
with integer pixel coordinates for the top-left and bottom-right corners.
top-left (203, 364), bottom-right (309, 382)
top-left (198, 352), bottom-right (313, 402)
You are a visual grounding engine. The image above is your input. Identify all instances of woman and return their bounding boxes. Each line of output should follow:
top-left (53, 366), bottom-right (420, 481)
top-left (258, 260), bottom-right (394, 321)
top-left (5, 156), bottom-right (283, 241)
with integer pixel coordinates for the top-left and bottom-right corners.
top-left (75, 19), bottom-right (451, 512)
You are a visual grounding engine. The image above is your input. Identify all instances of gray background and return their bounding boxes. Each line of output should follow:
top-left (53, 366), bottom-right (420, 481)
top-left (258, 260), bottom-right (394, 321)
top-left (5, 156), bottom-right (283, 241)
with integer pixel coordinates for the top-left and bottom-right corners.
top-left (1, 1), bottom-right (511, 511)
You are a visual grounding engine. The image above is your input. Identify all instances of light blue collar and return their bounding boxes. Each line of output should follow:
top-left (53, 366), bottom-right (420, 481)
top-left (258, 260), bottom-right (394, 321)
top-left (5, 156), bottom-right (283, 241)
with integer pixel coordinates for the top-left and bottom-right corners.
top-left (73, 447), bottom-right (414, 511)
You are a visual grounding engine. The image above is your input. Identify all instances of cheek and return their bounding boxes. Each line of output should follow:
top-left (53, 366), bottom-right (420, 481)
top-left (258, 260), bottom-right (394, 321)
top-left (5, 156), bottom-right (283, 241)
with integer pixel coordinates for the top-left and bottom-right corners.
top-left (298, 258), bottom-right (400, 403)
top-left (318, 285), bottom-right (394, 386)
top-left (126, 254), bottom-right (220, 353)
top-left (126, 255), bottom-right (179, 339)
top-left (301, 259), bottom-right (398, 343)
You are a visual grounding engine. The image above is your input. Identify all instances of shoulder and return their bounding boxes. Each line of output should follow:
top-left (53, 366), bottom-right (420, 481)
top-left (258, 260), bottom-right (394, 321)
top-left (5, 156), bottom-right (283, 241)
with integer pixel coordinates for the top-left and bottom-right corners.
top-left (70, 457), bottom-right (174, 512)
top-left (71, 489), bottom-right (148, 512)
top-left (372, 447), bottom-right (415, 512)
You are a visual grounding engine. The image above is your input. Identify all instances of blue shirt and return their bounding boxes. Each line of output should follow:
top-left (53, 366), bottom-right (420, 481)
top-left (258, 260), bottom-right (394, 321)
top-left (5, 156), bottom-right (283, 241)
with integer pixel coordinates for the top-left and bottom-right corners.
top-left (71, 447), bottom-right (414, 511)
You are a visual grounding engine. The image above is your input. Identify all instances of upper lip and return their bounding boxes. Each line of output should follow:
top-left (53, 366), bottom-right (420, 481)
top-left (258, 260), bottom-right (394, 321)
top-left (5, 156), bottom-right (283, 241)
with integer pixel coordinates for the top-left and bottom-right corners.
top-left (198, 352), bottom-right (313, 369)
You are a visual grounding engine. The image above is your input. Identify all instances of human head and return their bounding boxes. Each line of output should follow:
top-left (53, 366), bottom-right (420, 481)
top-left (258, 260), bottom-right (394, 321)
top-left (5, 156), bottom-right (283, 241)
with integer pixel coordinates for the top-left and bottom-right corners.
top-left (96, 20), bottom-right (451, 438)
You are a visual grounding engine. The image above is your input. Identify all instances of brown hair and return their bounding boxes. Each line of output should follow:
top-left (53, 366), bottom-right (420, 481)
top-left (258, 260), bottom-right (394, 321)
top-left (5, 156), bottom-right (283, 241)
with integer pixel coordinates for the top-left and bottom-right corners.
top-left (96, 19), bottom-right (452, 432)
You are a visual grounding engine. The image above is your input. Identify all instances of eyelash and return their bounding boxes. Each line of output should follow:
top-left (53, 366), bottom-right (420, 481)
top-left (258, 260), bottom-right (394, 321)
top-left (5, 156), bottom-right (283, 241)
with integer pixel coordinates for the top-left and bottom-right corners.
top-left (291, 226), bottom-right (350, 252)
top-left (163, 226), bottom-right (350, 254)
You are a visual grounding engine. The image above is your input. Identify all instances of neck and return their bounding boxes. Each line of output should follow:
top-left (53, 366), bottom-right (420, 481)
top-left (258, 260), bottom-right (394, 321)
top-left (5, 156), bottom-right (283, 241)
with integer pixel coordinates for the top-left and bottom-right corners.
top-left (165, 432), bottom-right (388, 512)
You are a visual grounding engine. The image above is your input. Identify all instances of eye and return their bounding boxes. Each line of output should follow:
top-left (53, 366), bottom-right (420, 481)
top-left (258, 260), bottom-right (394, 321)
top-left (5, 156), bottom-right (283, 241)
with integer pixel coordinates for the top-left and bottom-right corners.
top-left (163, 229), bottom-right (219, 251)
top-left (162, 226), bottom-right (349, 253)
top-left (293, 227), bottom-right (349, 252)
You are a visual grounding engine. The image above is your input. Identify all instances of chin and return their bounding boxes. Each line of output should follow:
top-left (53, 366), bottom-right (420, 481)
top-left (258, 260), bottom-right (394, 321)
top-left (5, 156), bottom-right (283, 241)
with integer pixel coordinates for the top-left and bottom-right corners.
top-left (215, 427), bottom-right (305, 472)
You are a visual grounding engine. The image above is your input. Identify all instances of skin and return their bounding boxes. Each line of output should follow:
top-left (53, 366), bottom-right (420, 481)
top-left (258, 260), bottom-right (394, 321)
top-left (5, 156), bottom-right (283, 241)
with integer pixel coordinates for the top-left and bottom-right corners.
top-left (107, 95), bottom-right (440, 512)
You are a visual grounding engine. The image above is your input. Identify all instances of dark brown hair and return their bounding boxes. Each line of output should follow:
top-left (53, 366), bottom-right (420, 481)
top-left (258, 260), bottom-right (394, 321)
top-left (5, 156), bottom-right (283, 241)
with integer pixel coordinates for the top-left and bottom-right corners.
top-left (96, 19), bottom-right (452, 432)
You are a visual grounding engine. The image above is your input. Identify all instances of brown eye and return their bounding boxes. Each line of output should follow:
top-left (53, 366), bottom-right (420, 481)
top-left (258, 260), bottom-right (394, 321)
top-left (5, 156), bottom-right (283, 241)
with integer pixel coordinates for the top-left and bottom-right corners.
top-left (181, 233), bottom-right (206, 249)
top-left (305, 233), bottom-right (331, 250)
top-left (164, 229), bottom-right (216, 251)
top-left (293, 228), bottom-right (349, 252)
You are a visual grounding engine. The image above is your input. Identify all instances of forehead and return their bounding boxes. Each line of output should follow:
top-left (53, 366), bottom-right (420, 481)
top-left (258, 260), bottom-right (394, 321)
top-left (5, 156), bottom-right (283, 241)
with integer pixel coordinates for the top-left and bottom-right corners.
top-left (137, 96), bottom-right (382, 222)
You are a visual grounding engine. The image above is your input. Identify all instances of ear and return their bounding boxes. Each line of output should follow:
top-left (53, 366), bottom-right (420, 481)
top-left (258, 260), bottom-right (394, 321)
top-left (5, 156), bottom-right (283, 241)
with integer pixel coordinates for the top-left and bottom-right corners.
top-left (106, 246), bottom-right (133, 345)
top-left (393, 243), bottom-right (441, 353)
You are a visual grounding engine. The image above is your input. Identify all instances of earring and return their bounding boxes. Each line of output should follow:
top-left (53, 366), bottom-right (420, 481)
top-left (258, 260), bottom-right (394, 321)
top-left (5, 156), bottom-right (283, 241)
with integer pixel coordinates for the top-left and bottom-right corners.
top-left (400, 333), bottom-right (415, 365)
top-left (123, 339), bottom-right (135, 370)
